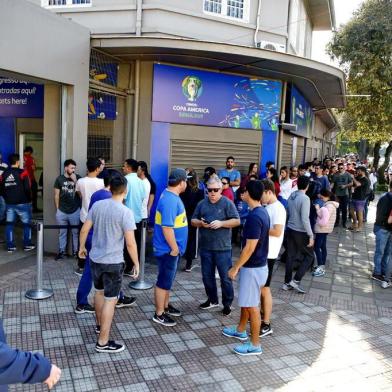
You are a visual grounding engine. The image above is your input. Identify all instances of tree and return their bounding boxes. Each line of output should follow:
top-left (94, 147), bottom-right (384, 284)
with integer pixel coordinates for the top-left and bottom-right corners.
top-left (328, 0), bottom-right (392, 178)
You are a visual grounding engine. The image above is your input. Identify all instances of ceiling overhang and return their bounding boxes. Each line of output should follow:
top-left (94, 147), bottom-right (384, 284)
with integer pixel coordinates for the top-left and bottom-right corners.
top-left (308, 0), bottom-right (336, 31)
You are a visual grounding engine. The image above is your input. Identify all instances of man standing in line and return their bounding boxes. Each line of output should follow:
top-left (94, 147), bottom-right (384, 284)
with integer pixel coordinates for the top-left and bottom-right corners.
top-left (53, 159), bottom-right (81, 260)
top-left (223, 181), bottom-right (269, 356)
top-left (137, 161), bottom-right (152, 220)
top-left (0, 154), bottom-right (35, 252)
top-left (192, 176), bottom-right (240, 316)
top-left (283, 176), bottom-right (314, 294)
top-left (23, 146), bottom-right (40, 213)
top-left (331, 163), bottom-right (353, 228)
top-left (75, 158), bottom-right (104, 274)
top-left (218, 156), bottom-right (241, 193)
top-left (349, 166), bottom-right (370, 232)
top-left (79, 175), bottom-right (139, 353)
top-left (260, 179), bottom-right (286, 337)
top-left (152, 169), bottom-right (188, 327)
top-left (123, 159), bottom-right (146, 274)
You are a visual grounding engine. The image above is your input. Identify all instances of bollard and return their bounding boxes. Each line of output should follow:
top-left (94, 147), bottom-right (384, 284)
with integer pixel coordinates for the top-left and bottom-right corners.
top-left (25, 221), bottom-right (54, 300)
top-left (129, 219), bottom-right (153, 290)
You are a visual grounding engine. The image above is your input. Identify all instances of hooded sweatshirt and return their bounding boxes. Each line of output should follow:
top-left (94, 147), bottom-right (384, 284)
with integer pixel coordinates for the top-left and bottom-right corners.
top-left (314, 201), bottom-right (339, 234)
top-left (287, 190), bottom-right (313, 238)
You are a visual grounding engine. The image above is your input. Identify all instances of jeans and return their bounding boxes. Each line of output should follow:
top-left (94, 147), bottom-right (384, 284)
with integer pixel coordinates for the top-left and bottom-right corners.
top-left (0, 196), bottom-right (5, 221)
top-left (5, 203), bottom-right (32, 248)
top-left (336, 195), bottom-right (349, 226)
top-left (314, 233), bottom-right (328, 266)
top-left (200, 249), bottom-right (234, 307)
top-left (56, 208), bottom-right (80, 253)
top-left (373, 225), bottom-right (392, 276)
top-left (285, 229), bottom-right (314, 283)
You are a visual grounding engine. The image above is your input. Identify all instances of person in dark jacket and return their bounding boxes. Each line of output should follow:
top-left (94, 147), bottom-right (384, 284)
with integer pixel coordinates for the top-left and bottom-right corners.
top-left (180, 168), bottom-right (204, 271)
top-left (0, 153), bottom-right (35, 253)
top-left (0, 319), bottom-right (61, 391)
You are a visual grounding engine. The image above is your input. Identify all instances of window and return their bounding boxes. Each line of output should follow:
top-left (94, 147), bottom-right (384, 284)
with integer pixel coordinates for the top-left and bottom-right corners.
top-left (42, 0), bottom-right (91, 7)
top-left (203, 0), bottom-right (249, 22)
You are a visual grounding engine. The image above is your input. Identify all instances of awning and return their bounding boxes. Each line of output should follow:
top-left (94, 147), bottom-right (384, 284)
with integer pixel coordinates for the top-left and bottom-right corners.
top-left (91, 36), bottom-right (346, 115)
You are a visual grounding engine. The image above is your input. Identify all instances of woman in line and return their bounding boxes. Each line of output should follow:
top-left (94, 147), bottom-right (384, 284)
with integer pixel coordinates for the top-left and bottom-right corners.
top-left (240, 162), bottom-right (259, 189)
top-left (266, 167), bottom-right (281, 198)
top-left (279, 166), bottom-right (293, 208)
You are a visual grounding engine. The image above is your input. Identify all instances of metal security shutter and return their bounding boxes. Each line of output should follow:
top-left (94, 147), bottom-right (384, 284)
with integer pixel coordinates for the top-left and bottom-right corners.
top-left (305, 147), bottom-right (312, 162)
top-left (170, 139), bottom-right (260, 178)
top-left (296, 144), bottom-right (305, 166)
top-left (281, 143), bottom-right (292, 168)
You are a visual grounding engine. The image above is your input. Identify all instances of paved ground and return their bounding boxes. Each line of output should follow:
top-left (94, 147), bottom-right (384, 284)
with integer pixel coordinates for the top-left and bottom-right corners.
top-left (1, 203), bottom-right (392, 391)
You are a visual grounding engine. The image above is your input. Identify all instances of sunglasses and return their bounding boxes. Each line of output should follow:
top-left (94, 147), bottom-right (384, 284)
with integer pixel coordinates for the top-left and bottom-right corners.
top-left (221, 182), bottom-right (228, 185)
top-left (207, 188), bottom-right (221, 193)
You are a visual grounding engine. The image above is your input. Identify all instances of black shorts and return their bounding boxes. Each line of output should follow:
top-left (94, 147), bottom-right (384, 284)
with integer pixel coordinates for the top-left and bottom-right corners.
top-left (264, 258), bottom-right (276, 287)
top-left (90, 261), bottom-right (124, 299)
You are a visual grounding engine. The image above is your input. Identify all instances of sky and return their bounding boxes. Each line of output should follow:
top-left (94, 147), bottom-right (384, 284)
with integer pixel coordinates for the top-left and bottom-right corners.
top-left (311, 0), bottom-right (364, 65)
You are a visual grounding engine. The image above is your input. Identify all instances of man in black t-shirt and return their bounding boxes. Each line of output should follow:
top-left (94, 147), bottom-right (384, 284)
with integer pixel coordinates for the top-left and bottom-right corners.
top-left (53, 159), bottom-right (81, 260)
top-left (349, 166), bottom-right (370, 232)
top-left (223, 181), bottom-right (269, 356)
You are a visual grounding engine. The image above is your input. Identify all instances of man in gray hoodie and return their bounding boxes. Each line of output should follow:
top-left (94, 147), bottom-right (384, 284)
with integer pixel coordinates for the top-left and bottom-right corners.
top-left (283, 175), bottom-right (314, 293)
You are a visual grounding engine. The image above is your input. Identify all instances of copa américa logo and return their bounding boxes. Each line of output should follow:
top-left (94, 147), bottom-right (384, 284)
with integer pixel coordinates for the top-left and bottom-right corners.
top-left (182, 76), bottom-right (203, 102)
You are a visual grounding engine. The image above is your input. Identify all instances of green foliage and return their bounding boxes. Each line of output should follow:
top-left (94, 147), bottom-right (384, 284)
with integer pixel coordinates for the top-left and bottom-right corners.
top-left (375, 183), bottom-right (388, 193)
top-left (328, 0), bottom-right (392, 143)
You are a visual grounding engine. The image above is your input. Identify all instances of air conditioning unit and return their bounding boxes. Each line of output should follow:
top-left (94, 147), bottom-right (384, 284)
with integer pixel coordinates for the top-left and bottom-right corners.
top-left (256, 41), bottom-right (286, 53)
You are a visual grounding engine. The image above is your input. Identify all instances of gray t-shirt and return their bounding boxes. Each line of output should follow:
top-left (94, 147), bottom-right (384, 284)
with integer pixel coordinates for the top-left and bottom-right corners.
top-left (192, 196), bottom-right (239, 251)
top-left (331, 172), bottom-right (352, 196)
top-left (87, 199), bottom-right (136, 264)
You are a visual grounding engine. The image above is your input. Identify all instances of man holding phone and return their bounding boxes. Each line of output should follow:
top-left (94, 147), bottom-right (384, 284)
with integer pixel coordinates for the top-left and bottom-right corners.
top-left (192, 176), bottom-right (240, 316)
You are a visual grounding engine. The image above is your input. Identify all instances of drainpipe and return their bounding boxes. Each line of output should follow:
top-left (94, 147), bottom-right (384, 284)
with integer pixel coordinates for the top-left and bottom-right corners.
top-left (253, 0), bottom-right (262, 47)
top-left (125, 64), bottom-right (133, 158)
top-left (136, 0), bottom-right (142, 36)
top-left (277, 82), bottom-right (288, 167)
top-left (132, 59), bottom-right (140, 158)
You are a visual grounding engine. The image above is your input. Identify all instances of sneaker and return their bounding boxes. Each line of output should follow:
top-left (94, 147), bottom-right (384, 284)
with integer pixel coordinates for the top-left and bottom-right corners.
top-left (289, 280), bottom-right (306, 294)
top-left (95, 325), bottom-right (100, 335)
top-left (152, 313), bottom-right (177, 327)
top-left (74, 304), bottom-right (95, 314)
top-left (74, 267), bottom-right (83, 277)
top-left (381, 280), bottom-right (391, 289)
top-left (95, 340), bottom-right (125, 353)
top-left (123, 270), bottom-right (133, 277)
top-left (259, 322), bottom-right (273, 337)
top-left (371, 273), bottom-right (384, 282)
top-left (55, 251), bottom-right (66, 261)
top-left (199, 300), bottom-right (219, 310)
top-left (165, 303), bottom-right (182, 317)
top-left (7, 246), bottom-right (17, 253)
top-left (23, 244), bottom-right (36, 251)
top-left (312, 266), bottom-right (326, 277)
top-left (233, 342), bottom-right (262, 356)
top-left (222, 326), bottom-right (248, 341)
top-left (222, 306), bottom-right (232, 316)
top-left (116, 296), bottom-right (137, 308)
top-left (281, 283), bottom-right (293, 291)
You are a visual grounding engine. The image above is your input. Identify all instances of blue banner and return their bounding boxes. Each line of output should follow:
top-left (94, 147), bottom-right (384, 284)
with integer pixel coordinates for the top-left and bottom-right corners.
top-left (0, 78), bottom-right (43, 118)
top-left (290, 86), bottom-right (313, 138)
top-left (88, 91), bottom-right (117, 120)
top-left (152, 64), bottom-right (282, 131)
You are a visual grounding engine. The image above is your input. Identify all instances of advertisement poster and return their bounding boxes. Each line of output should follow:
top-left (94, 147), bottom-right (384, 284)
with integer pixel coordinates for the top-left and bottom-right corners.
top-left (0, 78), bottom-right (43, 118)
top-left (152, 64), bottom-right (282, 131)
top-left (88, 91), bottom-right (117, 120)
top-left (290, 86), bottom-right (313, 138)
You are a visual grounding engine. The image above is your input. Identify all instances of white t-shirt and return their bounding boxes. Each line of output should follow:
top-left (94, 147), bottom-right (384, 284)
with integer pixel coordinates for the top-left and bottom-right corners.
top-left (75, 176), bottom-right (105, 222)
top-left (141, 177), bottom-right (151, 219)
top-left (280, 178), bottom-right (294, 200)
top-left (265, 200), bottom-right (286, 259)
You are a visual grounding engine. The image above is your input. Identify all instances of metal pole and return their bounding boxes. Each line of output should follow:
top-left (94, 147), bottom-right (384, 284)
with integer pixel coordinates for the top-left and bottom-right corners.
top-left (129, 219), bottom-right (153, 290)
top-left (25, 222), bottom-right (54, 300)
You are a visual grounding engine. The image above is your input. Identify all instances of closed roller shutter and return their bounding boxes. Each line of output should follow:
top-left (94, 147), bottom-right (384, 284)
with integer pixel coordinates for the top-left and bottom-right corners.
top-left (171, 139), bottom-right (261, 178)
top-left (305, 147), bottom-right (312, 162)
top-left (296, 145), bottom-right (304, 165)
top-left (281, 143), bottom-right (292, 168)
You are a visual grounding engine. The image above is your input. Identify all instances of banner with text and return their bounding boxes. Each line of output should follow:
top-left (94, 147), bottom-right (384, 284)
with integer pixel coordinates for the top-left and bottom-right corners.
top-left (290, 86), bottom-right (313, 138)
top-left (152, 64), bottom-right (282, 131)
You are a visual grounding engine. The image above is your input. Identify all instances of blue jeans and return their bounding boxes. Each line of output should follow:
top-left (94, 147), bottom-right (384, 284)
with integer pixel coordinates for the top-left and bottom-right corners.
top-left (373, 225), bottom-right (392, 276)
top-left (200, 249), bottom-right (234, 307)
top-left (56, 208), bottom-right (80, 253)
top-left (314, 233), bottom-right (328, 266)
top-left (5, 203), bottom-right (32, 248)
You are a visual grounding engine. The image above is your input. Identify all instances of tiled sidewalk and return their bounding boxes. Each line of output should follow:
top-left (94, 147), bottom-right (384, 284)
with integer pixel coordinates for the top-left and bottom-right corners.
top-left (1, 204), bottom-right (392, 391)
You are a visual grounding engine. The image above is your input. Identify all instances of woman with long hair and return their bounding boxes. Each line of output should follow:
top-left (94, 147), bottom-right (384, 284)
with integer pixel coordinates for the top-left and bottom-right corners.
top-left (240, 162), bottom-right (259, 189)
top-left (180, 168), bottom-right (204, 272)
top-left (267, 167), bottom-right (281, 197)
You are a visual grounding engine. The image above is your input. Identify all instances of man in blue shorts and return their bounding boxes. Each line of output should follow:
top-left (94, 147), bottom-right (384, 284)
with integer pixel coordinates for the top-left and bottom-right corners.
top-left (224, 180), bottom-right (270, 356)
top-left (152, 169), bottom-right (188, 327)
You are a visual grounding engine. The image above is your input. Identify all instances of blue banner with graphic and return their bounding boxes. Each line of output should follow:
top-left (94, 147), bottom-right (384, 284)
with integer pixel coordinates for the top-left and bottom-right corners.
top-left (0, 78), bottom-right (43, 118)
top-left (88, 91), bottom-right (117, 120)
top-left (152, 64), bottom-right (282, 131)
top-left (290, 86), bottom-right (313, 138)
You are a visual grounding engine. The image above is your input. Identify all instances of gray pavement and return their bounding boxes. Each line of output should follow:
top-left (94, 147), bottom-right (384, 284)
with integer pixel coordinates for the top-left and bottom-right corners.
top-left (1, 202), bottom-right (392, 391)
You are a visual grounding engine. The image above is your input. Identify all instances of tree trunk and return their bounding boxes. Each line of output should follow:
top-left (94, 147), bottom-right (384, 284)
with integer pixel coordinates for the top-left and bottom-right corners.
top-left (358, 139), bottom-right (369, 162)
top-left (373, 141), bottom-right (381, 169)
top-left (377, 140), bottom-right (392, 184)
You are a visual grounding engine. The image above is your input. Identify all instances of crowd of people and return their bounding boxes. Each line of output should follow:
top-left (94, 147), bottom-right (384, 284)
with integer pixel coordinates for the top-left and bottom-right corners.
top-left (0, 152), bottom-right (391, 389)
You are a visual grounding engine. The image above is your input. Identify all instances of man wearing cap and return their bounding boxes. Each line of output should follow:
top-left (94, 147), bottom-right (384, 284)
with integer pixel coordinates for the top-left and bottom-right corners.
top-left (152, 169), bottom-right (189, 327)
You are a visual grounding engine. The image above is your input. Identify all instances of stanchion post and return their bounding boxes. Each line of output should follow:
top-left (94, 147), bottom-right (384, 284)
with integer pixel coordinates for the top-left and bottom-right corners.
top-left (129, 219), bottom-right (153, 290)
top-left (25, 221), bottom-right (54, 300)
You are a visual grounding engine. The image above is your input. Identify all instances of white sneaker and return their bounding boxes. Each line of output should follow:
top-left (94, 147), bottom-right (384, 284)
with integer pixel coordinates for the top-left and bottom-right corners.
top-left (281, 283), bottom-right (293, 291)
top-left (289, 280), bottom-right (306, 294)
top-left (381, 280), bottom-right (391, 289)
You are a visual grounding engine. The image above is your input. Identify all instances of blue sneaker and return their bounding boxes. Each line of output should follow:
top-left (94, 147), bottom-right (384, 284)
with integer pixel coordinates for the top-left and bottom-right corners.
top-left (222, 326), bottom-right (248, 341)
top-left (233, 342), bottom-right (262, 356)
top-left (312, 266), bottom-right (325, 277)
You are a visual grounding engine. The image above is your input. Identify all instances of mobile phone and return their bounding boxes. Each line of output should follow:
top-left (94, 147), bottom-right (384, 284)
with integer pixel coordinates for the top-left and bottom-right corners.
top-left (201, 217), bottom-right (211, 224)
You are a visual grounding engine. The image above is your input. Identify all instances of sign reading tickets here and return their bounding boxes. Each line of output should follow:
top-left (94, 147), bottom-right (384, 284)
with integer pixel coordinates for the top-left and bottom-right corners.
top-left (152, 64), bottom-right (282, 131)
